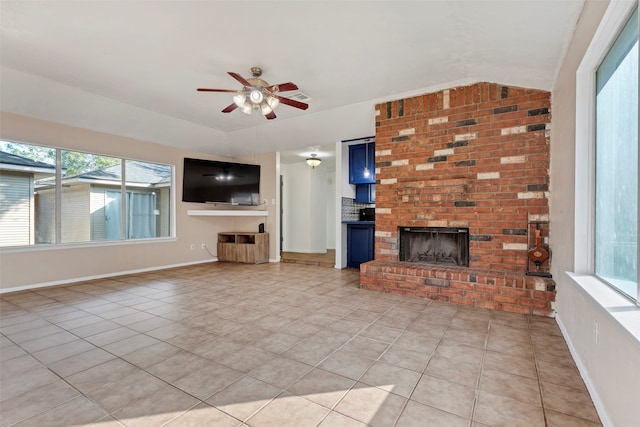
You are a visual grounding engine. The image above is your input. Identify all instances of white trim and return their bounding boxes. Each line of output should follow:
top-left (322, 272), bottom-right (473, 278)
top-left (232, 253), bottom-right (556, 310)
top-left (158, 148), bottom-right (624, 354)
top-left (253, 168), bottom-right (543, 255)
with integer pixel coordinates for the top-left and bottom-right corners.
top-left (335, 139), bottom-right (346, 269)
top-left (0, 258), bottom-right (217, 294)
top-left (0, 164), bottom-right (55, 174)
top-left (575, 0), bottom-right (638, 279)
top-left (574, 56), bottom-right (597, 274)
top-left (0, 236), bottom-right (177, 254)
top-left (170, 164), bottom-right (177, 240)
top-left (55, 149), bottom-right (62, 244)
top-left (274, 151), bottom-right (281, 262)
top-left (120, 161), bottom-right (126, 240)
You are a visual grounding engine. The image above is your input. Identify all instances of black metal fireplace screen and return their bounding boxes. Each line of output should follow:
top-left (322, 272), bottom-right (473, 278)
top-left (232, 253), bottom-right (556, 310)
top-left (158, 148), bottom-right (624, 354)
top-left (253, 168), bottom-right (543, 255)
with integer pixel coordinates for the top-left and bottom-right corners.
top-left (398, 227), bottom-right (469, 267)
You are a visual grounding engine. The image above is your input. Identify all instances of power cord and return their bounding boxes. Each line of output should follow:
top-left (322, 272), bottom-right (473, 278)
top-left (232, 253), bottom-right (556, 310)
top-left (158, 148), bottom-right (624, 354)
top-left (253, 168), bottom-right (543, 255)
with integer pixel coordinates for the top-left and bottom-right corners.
top-left (201, 244), bottom-right (216, 258)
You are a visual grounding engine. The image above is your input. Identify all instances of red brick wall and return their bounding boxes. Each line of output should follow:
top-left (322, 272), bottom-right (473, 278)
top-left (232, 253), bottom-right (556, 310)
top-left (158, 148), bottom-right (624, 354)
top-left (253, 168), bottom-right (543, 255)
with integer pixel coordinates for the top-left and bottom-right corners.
top-left (361, 82), bottom-right (556, 316)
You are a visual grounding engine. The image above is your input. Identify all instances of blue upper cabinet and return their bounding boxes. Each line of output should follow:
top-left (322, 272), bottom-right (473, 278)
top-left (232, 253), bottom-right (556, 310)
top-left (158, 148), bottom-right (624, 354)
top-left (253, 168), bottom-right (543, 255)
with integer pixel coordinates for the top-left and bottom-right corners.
top-left (349, 142), bottom-right (375, 184)
top-left (355, 183), bottom-right (376, 203)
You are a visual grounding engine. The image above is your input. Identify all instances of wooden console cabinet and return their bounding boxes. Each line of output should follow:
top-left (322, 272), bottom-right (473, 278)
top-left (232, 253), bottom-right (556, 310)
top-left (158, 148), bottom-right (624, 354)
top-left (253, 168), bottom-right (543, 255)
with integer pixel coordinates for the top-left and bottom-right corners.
top-left (217, 232), bottom-right (269, 264)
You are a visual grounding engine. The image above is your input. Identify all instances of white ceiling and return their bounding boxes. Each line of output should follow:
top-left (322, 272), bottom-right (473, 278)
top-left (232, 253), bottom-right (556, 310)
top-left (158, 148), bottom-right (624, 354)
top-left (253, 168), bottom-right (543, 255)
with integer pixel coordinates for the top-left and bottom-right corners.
top-left (0, 1), bottom-right (584, 160)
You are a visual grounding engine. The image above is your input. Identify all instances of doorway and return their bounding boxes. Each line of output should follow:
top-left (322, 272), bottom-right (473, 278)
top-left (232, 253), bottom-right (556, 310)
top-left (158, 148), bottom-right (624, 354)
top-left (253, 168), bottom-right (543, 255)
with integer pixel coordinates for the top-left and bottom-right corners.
top-left (279, 144), bottom-right (336, 267)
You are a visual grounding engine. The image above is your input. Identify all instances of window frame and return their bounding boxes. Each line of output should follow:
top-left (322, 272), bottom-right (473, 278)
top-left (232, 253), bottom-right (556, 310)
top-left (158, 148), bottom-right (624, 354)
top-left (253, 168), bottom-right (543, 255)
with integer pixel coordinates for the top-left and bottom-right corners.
top-left (0, 139), bottom-right (176, 251)
top-left (575, 0), bottom-right (640, 306)
top-left (594, 6), bottom-right (639, 300)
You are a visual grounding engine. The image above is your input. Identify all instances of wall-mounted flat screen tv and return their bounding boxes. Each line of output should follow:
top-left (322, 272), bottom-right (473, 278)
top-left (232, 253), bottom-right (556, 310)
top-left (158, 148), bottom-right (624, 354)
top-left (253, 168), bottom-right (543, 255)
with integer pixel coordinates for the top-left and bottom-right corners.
top-left (182, 157), bottom-right (260, 206)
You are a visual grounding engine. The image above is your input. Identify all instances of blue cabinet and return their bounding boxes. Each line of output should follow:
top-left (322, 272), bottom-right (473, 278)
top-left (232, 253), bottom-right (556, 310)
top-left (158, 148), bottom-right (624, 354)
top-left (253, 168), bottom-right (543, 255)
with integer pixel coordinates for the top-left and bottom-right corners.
top-left (349, 142), bottom-right (375, 184)
top-left (347, 223), bottom-right (374, 268)
top-left (355, 184), bottom-right (376, 203)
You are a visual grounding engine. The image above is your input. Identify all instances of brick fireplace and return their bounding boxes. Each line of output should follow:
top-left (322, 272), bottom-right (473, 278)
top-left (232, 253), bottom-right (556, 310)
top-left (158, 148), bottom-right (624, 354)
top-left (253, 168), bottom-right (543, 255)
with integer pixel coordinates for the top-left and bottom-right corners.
top-left (360, 82), bottom-right (556, 317)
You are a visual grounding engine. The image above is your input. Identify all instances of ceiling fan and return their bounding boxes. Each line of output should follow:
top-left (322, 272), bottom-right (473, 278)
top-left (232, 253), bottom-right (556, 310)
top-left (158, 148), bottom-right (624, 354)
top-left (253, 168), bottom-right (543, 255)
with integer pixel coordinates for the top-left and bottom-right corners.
top-left (197, 67), bottom-right (309, 120)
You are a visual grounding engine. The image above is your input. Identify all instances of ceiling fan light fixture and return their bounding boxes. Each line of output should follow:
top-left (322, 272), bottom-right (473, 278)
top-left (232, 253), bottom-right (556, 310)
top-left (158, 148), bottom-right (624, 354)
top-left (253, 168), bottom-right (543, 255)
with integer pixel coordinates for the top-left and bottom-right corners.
top-left (249, 88), bottom-right (264, 104)
top-left (233, 92), bottom-right (247, 107)
top-left (197, 67), bottom-right (308, 120)
top-left (306, 153), bottom-right (322, 169)
top-left (240, 103), bottom-right (253, 114)
top-left (260, 101), bottom-right (273, 115)
top-left (267, 95), bottom-right (279, 109)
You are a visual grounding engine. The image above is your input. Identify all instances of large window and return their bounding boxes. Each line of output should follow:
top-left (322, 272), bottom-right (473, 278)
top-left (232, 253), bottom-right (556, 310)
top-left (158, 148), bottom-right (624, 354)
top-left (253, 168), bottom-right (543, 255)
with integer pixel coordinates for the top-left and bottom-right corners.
top-left (595, 6), bottom-right (639, 301)
top-left (0, 140), bottom-right (173, 247)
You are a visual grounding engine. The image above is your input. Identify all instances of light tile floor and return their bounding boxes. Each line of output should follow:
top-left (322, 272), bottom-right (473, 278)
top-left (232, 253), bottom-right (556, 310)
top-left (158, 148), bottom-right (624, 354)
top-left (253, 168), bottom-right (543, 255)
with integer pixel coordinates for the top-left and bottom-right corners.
top-left (0, 262), bottom-right (601, 426)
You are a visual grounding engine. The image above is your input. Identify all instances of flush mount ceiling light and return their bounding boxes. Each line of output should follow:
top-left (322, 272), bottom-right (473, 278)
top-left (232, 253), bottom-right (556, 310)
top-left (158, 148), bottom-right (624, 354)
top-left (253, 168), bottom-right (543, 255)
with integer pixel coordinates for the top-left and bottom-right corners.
top-left (197, 67), bottom-right (308, 120)
top-left (306, 153), bottom-right (322, 169)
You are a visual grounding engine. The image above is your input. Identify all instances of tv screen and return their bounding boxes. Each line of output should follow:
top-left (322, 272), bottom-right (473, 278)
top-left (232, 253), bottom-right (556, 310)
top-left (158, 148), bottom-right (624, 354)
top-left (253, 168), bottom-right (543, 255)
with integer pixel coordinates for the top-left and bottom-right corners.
top-left (182, 158), bottom-right (260, 206)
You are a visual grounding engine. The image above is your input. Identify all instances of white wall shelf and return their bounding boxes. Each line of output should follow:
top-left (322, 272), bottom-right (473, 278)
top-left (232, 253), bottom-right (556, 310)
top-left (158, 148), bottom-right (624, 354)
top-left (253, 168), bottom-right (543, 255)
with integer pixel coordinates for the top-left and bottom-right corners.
top-left (187, 210), bottom-right (268, 217)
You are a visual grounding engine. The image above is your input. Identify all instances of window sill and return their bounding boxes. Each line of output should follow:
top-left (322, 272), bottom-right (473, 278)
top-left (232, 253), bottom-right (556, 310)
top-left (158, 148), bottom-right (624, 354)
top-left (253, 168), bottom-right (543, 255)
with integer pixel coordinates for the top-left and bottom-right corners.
top-left (566, 272), bottom-right (640, 347)
top-left (0, 237), bottom-right (177, 254)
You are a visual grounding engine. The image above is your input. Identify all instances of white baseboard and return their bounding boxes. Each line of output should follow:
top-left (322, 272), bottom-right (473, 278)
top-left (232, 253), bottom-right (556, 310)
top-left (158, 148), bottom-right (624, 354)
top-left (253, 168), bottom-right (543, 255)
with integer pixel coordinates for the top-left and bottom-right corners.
top-left (0, 258), bottom-right (218, 294)
top-left (555, 314), bottom-right (612, 427)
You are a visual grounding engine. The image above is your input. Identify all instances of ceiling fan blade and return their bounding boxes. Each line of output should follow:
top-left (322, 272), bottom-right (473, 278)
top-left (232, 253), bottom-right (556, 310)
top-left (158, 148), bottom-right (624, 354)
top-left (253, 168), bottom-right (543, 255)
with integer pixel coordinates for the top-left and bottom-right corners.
top-left (266, 82), bottom-right (298, 92)
top-left (197, 88), bottom-right (237, 93)
top-left (221, 103), bottom-right (238, 113)
top-left (276, 95), bottom-right (309, 110)
top-left (264, 111), bottom-right (277, 120)
top-left (228, 71), bottom-right (252, 87)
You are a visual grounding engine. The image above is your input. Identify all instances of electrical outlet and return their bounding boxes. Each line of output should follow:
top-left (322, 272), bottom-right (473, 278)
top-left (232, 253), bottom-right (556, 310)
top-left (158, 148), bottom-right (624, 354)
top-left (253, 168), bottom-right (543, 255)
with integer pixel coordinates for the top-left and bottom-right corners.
top-left (190, 244), bottom-right (194, 251)
top-left (594, 320), bottom-right (599, 344)
top-left (201, 243), bottom-right (206, 250)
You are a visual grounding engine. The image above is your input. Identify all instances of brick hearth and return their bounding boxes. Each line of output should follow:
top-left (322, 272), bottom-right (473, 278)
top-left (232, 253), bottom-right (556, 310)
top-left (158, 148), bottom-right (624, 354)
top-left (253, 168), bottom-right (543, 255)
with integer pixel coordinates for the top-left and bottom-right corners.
top-left (361, 82), bottom-right (556, 316)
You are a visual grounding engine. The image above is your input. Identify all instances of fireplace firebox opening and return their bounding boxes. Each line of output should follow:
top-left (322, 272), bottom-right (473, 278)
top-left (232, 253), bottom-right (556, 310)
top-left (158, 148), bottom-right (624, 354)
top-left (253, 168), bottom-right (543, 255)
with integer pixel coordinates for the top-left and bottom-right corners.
top-left (398, 227), bottom-right (469, 267)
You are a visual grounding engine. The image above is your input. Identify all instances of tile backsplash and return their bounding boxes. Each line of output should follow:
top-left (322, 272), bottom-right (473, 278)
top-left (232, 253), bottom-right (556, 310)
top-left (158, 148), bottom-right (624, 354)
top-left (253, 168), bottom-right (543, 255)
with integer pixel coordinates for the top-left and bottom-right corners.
top-left (342, 197), bottom-right (375, 221)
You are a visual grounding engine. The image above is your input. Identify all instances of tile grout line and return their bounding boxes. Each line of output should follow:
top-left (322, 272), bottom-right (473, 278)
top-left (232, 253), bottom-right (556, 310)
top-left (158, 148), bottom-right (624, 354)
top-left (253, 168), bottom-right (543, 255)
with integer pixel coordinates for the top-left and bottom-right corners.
top-left (4, 290), bottom-right (253, 426)
top-left (306, 297), bottom-right (389, 426)
top-left (390, 303), bottom-right (461, 427)
top-left (218, 291), bottom-right (389, 426)
top-left (312, 294), bottom-right (414, 426)
top-left (468, 316), bottom-right (492, 427)
top-left (1, 265), bottom-right (600, 427)
top-left (529, 315), bottom-right (550, 427)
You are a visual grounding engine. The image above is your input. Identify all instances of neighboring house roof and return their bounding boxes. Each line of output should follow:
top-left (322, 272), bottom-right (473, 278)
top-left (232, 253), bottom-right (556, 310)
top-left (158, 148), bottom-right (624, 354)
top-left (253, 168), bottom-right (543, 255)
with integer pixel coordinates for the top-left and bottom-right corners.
top-left (73, 161), bottom-right (171, 185)
top-left (34, 160), bottom-right (171, 189)
top-left (2, 152), bottom-right (171, 188)
top-left (0, 151), bottom-right (56, 174)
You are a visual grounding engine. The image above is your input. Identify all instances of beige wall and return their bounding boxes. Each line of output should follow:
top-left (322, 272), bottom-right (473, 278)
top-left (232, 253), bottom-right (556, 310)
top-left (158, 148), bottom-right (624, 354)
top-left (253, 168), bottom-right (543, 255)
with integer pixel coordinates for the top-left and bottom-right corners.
top-left (550, 1), bottom-right (610, 280)
top-left (552, 0), bottom-right (605, 300)
top-left (235, 150), bottom-right (278, 256)
top-left (0, 112), bottom-right (277, 290)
